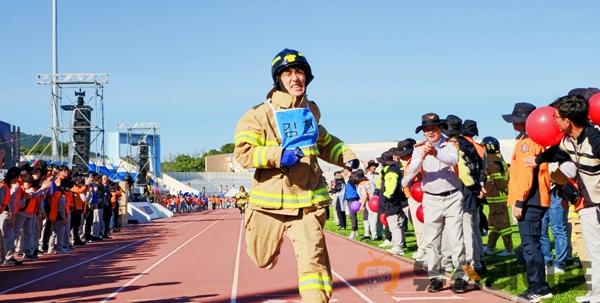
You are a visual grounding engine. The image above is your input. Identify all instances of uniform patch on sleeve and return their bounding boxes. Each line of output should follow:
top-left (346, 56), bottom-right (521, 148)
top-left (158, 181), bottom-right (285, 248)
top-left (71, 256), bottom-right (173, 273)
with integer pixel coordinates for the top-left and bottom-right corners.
top-left (519, 143), bottom-right (529, 153)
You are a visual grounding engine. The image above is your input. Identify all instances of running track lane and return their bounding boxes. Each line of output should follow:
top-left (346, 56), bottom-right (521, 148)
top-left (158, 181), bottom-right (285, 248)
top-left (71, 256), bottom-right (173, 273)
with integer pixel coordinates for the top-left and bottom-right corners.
top-left (0, 210), bottom-right (229, 302)
top-left (0, 209), bottom-right (514, 302)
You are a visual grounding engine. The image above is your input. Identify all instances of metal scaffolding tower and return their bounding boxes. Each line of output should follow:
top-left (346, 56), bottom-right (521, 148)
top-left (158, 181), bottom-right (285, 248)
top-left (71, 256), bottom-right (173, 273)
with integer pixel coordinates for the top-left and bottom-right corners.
top-left (37, 73), bottom-right (109, 165)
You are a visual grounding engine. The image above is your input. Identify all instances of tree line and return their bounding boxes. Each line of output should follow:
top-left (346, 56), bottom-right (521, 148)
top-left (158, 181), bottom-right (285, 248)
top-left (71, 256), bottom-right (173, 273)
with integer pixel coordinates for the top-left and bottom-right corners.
top-left (161, 143), bottom-right (234, 172)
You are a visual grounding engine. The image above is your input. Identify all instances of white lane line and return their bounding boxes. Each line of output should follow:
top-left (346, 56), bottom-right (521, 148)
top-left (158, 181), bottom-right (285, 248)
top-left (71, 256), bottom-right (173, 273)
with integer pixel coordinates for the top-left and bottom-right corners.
top-left (230, 217), bottom-right (244, 303)
top-left (392, 295), bottom-right (466, 301)
top-left (331, 270), bottom-right (376, 303)
top-left (100, 213), bottom-right (228, 303)
top-left (0, 235), bottom-right (156, 295)
top-left (0, 213), bottom-right (218, 295)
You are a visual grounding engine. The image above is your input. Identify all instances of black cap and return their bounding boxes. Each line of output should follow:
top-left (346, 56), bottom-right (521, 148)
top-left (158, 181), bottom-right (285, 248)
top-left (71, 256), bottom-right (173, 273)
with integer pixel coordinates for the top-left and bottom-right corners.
top-left (415, 113), bottom-right (447, 133)
top-left (395, 139), bottom-right (415, 157)
top-left (376, 150), bottom-right (396, 165)
top-left (443, 114), bottom-right (463, 137)
top-left (502, 102), bottom-right (536, 123)
top-left (366, 160), bottom-right (379, 168)
top-left (461, 119), bottom-right (479, 137)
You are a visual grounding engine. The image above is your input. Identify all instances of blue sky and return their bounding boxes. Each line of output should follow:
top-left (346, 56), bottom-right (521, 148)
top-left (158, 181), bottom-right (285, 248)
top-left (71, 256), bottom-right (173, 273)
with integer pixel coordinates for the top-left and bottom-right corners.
top-left (1, 1), bottom-right (599, 160)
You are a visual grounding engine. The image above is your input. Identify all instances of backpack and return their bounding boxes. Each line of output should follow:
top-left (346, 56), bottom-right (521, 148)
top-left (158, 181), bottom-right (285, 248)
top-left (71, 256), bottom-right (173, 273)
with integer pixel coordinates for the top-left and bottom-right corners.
top-left (344, 181), bottom-right (359, 201)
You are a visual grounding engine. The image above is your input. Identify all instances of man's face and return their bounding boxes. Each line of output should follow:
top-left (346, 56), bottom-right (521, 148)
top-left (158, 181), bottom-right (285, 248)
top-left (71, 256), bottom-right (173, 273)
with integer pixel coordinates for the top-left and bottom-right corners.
top-left (423, 125), bottom-right (442, 142)
top-left (280, 67), bottom-right (306, 97)
top-left (101, 175), bottom-right (109, 184)
top-left (553, 109), bottom-right (572, 135)
top-left (367, 166), bottom-right (376, 173)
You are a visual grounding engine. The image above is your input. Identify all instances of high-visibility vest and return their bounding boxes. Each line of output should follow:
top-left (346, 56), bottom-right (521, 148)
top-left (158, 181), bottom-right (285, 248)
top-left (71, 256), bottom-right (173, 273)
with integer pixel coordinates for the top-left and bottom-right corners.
top-left (49, 191), bottom-right (72, 221)
top-left (22, 195), bottom-right (41, 216)
top-left (11, 187), bottom-right (25, 215)
top-left (1, 184), bottom-right (9, 210)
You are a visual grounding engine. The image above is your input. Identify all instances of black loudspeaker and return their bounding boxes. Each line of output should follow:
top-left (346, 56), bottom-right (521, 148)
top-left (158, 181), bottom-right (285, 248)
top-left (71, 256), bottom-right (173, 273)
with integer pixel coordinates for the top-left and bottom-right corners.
top-left (136, 141), bottom-right (149, 185)
top-left (71, 91), bottom-right (92, 175)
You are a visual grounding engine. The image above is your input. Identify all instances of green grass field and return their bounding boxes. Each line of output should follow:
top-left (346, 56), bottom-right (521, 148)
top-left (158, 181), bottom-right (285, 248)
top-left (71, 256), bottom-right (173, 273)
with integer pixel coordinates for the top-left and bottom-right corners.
top-left (324, 205), bottom-right (589, 303)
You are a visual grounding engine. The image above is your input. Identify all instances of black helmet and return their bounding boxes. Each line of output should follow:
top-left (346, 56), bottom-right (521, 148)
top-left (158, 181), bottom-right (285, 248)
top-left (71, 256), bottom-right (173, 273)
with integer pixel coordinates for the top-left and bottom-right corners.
top-left (482, 136), bottom-right (500, 154)
top-left (271, 49), bottom-right (314, 87)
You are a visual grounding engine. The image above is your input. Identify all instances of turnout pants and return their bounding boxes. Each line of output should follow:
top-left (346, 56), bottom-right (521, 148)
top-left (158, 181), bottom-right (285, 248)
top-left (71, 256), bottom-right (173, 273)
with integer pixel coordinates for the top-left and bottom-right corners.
top-left (487, 202), bottom-right (514, 250)
top-left (245, 206), bottom-right (332, 303)
top-left (422, 191), bottom-right (467, 281)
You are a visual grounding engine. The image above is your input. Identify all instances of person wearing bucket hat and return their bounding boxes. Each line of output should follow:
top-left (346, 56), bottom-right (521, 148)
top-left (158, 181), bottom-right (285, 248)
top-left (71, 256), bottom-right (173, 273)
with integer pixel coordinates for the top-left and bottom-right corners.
top-left (233, 49), bottom-right (359, 303)
top-left (443, 115), bottom-right (463, 138)
top-left (444, 116), bottom-right (487, 280)
top-left (402, 112), bottom-right (469, 293)
top-left (396, 138), bottom-right (427, 262)
top-left (461, 119), bottom-right (490, 273)
top-left (378, 148), bottom-right (408, 256)
top-left (503, 102), bottom-right (553, 302)
top-left (415, 113), bottom-right (447, 134)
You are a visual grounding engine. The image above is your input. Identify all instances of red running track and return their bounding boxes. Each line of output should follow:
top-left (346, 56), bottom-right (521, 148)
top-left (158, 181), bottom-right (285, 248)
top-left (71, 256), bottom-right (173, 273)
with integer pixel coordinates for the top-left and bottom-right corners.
top-left (0, 209), bottom-right (514, 302)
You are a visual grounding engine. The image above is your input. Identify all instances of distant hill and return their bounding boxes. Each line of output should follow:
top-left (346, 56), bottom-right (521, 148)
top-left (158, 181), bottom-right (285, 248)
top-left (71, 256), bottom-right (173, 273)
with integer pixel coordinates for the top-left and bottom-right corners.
top-left (21, 133), bottom-right (52, 150)
top-left (20, 132), bottom-right (68, 156)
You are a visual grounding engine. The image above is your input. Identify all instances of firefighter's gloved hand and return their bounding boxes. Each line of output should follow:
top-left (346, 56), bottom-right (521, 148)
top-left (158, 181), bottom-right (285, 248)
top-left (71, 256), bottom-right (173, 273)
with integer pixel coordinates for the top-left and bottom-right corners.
top-left (345, 159), bottom-right (359, 170)
top-left (281, 147), bottom-right (304, 167)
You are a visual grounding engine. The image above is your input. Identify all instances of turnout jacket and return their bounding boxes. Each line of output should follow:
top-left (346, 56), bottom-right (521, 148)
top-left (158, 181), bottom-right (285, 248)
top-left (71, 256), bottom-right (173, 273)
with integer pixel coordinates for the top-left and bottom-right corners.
top-left (234, 90), bottom-right (357, 215)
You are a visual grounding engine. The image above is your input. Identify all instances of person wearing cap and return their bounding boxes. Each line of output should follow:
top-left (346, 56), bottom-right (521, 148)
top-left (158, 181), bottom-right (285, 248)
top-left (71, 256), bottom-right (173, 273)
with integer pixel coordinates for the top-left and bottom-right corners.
top-left (397, 138), bottom-right (427, 261)
top-left (364, 160), bottom-right (382, 241)
top-left (402, 113), bottom-right (468, 293)
top-left (527, 95), bottom-right (600, 303)
top-left (377, 149), bottom-right (407, 255)
top-left (329, 170), bottom-right (346, 229)
top-left (233, 49), bottom-right (358, 303)
top-left (481, 136), bottom-right (515, 258)
top-left (502, 102), bottom-right (553, 302)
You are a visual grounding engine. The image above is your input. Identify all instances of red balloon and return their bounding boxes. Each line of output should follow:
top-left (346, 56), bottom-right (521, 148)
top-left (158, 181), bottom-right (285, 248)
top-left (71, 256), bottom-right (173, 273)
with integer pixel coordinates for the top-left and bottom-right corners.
top-left (416, 205), bottom-right (424, 223)
top-left (525, 106), bottom-right (564, 146)
top-left (589, 93), bottom-right (600, 125)
top-left (410, 181), bottom-right (424, 203)
top-left (368, 195), bottom-right (380, 212)
top-left (379, 213), bottom-right (388, 226)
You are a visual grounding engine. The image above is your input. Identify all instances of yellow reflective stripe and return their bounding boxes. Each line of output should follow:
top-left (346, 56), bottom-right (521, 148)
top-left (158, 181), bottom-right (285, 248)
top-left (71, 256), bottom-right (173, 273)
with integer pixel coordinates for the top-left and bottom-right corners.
top-left (330, 142), bottom-right (349, 163)
top-left (265, 140), bottom-right (279, 146)
top-left (249, 187), bottom-right (330, 208)
top-left (487, 194), bottom-right (507, 203)
top-left (252, 147), bottom-right (269, 168)
top-left (299, 273), bottom-right (333, 293)
top-left (319, 133), bottom-right (332, 147)
top-left (300, 144), bottom-right (320, 157)
top-left (499, 227), bottom-right (514, 236)
top-left (272, 56), bottom-right (282, 66)
top-left (235, 131), bottom-right (264, 146)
